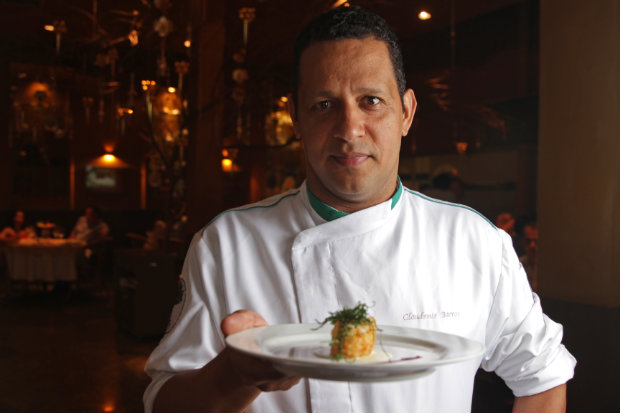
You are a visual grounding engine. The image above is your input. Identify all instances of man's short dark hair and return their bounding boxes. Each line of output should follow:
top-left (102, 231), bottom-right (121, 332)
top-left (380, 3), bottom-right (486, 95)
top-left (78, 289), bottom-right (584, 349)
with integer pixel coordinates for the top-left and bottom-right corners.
top-left (292, 5), bottom-right (406, 108)
top-left (86, 206), bottom-right (102, 218)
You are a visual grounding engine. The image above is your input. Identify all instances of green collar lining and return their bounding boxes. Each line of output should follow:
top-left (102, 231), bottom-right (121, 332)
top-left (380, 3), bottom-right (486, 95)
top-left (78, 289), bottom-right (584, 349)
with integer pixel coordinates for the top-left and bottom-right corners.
top-left (307, 178), bottom-right (403, 222)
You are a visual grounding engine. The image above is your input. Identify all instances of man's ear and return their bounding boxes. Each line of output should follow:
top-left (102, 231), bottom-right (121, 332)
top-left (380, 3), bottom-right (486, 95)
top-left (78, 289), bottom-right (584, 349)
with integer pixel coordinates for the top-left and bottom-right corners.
top-left (401, 88), bottom-right (417, 136)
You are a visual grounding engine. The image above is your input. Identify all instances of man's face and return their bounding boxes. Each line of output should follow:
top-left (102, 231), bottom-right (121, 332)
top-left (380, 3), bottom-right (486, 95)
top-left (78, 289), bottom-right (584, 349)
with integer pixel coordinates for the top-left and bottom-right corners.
top-left (290, 38), bottom-right (415, 212)
top-left (14, 211), bottom-right (24, 225)
top-left (85, 208), bottom-right (97, 226)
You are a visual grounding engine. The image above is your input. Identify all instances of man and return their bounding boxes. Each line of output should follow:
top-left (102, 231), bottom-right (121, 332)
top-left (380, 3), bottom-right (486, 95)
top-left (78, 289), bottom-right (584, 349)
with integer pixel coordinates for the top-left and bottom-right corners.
top-left (519, 221), bottom-right (539, 290)
top-left (144, 6), bottom-right (575, 412)
top-left (496, 212), bottom-right (516, 237)
top-left (69, 206), bottom-right (109, 245)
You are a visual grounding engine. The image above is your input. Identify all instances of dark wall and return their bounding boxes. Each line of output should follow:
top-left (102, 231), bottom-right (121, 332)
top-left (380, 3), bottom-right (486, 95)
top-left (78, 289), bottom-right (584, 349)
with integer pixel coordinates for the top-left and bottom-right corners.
top-left (542, 299), bottom-right (620, 412)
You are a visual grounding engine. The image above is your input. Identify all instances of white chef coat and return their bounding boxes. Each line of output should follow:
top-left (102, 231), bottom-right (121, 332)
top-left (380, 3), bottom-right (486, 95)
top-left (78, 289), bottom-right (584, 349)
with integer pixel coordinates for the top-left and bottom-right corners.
top-left (144, 181), bottom-right (576, 413)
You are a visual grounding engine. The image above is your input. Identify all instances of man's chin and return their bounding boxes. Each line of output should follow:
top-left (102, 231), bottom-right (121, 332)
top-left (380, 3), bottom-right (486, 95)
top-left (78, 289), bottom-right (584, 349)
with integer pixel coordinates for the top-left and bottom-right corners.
top-left (329, 185), bottom-right (374, 206)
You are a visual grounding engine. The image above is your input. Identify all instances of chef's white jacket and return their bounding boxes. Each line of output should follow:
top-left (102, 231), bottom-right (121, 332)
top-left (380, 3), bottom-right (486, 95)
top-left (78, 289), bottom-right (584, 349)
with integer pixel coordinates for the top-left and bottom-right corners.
top-left (144, 181), bottom-right (576, 412)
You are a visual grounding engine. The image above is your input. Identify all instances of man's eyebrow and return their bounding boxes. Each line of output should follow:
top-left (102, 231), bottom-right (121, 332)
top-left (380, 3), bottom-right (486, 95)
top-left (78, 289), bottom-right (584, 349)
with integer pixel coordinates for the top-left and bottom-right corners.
top-left (305, 90), bottom-right (336, 99)
top-left (306, 87), bottom-right (388, 99)
top-left (355, 87), bottom-right (386, 95)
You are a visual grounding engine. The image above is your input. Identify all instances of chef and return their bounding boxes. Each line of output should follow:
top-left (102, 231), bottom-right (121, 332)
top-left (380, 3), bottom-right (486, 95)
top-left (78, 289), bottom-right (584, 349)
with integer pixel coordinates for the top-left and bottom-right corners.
top-left (144, 5), bottom-right (575, 412)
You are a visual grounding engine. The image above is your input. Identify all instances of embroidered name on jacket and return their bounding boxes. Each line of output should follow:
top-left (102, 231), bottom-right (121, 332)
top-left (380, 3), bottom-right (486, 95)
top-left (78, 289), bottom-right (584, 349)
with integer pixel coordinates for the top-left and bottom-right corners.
top-left (402, 311), bottom-right (461, 320)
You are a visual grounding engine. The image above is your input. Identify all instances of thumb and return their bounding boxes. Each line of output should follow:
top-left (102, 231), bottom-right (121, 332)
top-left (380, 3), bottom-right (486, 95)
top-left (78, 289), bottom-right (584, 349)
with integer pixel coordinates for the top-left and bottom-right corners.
top-left (221, 309), bottom-right (268, 337)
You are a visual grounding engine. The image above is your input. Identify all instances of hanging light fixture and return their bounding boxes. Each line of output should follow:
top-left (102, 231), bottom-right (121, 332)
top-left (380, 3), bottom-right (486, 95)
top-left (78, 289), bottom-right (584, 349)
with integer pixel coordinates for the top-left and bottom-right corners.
top-left (88, 153), bottom-right (130, 169)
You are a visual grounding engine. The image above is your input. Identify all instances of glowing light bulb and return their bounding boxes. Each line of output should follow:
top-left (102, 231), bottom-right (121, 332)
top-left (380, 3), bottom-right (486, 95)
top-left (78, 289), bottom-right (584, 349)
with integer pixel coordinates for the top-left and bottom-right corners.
top-left (418, 10), bottom-right (431, 20)
top-left (221, 158), bottom-right (233, 172)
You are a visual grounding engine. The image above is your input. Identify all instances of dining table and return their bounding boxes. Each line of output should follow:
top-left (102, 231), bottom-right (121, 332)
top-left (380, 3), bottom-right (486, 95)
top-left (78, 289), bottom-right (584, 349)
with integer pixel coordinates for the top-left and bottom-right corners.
top-left (5, 238), bottom-right (87, 283)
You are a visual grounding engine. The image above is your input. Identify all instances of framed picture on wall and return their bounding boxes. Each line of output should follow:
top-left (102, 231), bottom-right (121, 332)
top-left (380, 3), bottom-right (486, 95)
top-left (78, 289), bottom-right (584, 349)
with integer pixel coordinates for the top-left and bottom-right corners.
top-left (85, 165), bottom-right (124, 193)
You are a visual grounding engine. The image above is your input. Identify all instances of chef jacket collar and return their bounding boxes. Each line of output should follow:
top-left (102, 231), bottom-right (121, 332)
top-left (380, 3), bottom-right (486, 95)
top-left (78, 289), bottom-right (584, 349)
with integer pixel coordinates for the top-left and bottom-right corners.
top-left (307, 177), bottom-right (403, 222)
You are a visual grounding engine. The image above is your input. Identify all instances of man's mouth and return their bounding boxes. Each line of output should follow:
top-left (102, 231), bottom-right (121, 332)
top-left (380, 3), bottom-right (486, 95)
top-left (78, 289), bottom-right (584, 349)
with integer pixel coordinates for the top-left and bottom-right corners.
top-left (330, 153), bottom-right (369, 167)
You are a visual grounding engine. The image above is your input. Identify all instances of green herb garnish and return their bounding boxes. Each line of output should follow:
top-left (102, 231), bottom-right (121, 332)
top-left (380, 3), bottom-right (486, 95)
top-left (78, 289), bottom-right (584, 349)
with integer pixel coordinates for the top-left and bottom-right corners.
top-left (316, 302), bottom-right (374, 361)
top-left (317, 302), bottom-right (372, 328)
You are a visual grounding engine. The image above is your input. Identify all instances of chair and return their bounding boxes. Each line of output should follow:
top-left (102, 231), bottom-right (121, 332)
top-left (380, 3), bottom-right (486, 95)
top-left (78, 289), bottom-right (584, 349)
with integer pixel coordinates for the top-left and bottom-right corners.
top-left (77, 235), bottom-right (114, 293)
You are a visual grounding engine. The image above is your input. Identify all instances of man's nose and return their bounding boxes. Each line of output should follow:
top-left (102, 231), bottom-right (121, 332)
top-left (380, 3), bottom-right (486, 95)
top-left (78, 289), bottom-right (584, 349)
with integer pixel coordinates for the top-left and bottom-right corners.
top-left (333, 103), bottom-right (365, 141)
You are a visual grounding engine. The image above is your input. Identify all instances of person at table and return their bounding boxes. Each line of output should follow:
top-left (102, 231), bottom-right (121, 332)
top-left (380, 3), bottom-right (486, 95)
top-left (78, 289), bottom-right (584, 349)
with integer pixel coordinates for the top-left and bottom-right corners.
top-left (0, 210), bottom-right (35, 241)
top-left (69, 206), bottom-right (109, 245)
top-left (519, 220), bottom-right (539, 291)
top-left (144, 6), bottom-right (575, 413)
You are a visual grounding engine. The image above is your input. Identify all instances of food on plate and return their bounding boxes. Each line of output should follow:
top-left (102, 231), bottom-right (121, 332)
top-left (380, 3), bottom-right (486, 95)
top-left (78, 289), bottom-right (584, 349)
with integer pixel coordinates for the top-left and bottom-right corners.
top-left (318, 302), bottom-right (377, 360)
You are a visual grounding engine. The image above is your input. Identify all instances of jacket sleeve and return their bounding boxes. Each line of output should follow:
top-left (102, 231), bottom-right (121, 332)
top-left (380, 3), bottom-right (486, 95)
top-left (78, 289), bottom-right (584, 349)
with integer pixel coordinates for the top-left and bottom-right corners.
top-left (481, 231), bottom-right (576, 397)
top-left (142, 230), bottom-right (226, 412)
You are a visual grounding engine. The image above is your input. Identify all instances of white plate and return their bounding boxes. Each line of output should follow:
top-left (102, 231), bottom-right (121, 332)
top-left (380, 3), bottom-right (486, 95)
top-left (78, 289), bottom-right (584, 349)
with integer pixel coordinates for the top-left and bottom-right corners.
top-left (225, 323), bottom-right (484, 382)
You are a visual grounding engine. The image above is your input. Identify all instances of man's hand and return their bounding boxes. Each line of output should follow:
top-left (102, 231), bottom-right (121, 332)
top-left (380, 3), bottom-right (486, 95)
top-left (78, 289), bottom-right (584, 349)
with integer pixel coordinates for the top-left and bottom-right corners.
top-left (221, 310), bottom-right (301, 392)
top-left (153, 310), bottom-right (300, 412)
top-left (221, 310), bottom-right (301, 391)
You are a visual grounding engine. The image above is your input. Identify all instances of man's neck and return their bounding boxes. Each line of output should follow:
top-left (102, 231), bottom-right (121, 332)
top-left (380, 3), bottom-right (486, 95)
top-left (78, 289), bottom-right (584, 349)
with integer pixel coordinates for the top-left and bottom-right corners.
top-left (306, 178), bottom-right (402, 221)
top-left (306, 177), bottom-right (401, 214)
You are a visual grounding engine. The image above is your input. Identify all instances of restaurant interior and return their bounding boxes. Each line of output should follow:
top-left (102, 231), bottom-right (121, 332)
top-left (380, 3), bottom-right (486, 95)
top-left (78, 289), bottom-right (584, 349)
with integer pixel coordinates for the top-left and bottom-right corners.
top-left (0, 0), bottom-right (618, 411)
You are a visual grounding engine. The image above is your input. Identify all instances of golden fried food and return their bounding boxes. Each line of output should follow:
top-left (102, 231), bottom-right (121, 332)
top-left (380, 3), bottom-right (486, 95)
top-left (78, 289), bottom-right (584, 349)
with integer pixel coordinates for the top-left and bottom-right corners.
top-left (330, 317), bottom-right (376, 359)
top-left (318, 302), bottom-right (377, 360)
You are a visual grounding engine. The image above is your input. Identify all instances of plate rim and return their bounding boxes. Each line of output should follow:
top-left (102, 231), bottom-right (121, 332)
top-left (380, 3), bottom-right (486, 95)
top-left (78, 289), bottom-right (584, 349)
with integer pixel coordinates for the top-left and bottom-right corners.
top-left (225, 323), bottom-right (485, 377)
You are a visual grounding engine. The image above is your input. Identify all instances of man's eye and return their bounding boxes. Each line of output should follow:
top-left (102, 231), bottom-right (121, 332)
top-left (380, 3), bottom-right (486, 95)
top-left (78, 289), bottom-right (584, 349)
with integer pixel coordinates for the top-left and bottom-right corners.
top-left (366, 96), bottom-right (381, 105)
top-left (314, 101), bottom-right (331, 110)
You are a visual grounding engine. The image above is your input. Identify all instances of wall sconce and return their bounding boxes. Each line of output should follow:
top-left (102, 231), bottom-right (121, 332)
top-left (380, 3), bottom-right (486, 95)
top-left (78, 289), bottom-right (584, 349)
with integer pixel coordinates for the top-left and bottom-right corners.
top-left (221, 148), bottom-right (239, 173)
top-left (221, 157), bottom-right (233, 173)
top-left (44, 20), bottom-right (67, 55)
top-left (238, 7), bottom-right (256, 47)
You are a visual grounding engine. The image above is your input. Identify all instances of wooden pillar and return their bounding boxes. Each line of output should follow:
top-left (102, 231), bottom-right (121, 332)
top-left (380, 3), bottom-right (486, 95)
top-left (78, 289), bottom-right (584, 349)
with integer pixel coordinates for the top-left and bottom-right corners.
top-left (538, 0), bottom-right (620, 306)
top-left (186, 0), bottom-right (227, 234)
top-left (0, 51), bottom-right (11, 209)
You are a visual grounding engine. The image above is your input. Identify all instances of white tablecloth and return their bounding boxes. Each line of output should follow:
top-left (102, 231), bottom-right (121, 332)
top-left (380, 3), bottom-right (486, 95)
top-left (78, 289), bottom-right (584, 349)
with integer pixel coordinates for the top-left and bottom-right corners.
top-left (5, 239), bottom-right (86, 282)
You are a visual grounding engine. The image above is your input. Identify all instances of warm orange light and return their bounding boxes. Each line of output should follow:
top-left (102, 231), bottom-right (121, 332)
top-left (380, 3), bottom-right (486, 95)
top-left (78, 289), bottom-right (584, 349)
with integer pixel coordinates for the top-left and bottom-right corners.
top-left (184, 39), bottom-right (191, 48)
top-left (221, 158), bottom-right (233, 172)
top-left (103, 404), bottom-right (114, 412)
top-left (88, 154), bottom-right (129, 168)
top-left (280, 96), bottom-right (288, 103)
top-left (222, 149), bottom-right (229, 157)
top-left (168, 87), bottom-right (176, 93)
top-left (456, 141), bottom-right (468, 155)
top-left (141, 80), bottom-right (156, 91)
top-left (44, 24), bottom-right (55, 32)
top-left (332, 0), bottom-right (349, 8)
top-left (418, 10), bottom-right (431, 20)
